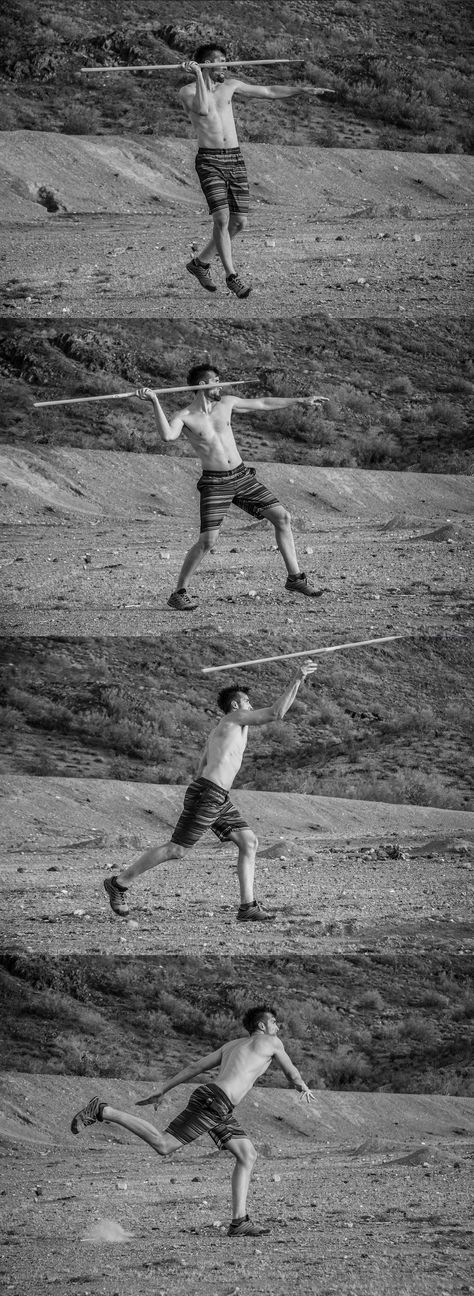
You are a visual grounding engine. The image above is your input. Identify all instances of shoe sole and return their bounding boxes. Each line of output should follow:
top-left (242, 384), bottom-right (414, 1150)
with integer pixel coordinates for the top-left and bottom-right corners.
top-left (71, 1098), bottom-right (100, 1134)
top-left (186, 264), bottom-right (217, 293)
top-left (285, 588), bottom-right (325, 598)
top-left (167, 601), bottom-right (199, 611)
top-left (237, 913), bottom-right (276, 923)
top-left (227, 287), bottom-right (252, 299)
top-left (103, 880), bottom-right (129, 917)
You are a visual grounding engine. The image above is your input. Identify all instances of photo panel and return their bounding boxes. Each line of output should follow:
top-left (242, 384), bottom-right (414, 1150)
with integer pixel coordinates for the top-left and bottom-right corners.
top-left (1, 951), bottom-right (473, 1293)
top-left (1, 3), bottom-right (473, 1291)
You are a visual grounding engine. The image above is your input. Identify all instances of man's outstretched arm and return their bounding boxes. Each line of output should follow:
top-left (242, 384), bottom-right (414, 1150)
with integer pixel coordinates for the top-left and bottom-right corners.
top-left (229, 395), bottom-right (321, 413)
top-left (229, 661), bottom-right (316, 728)
top-left (136, 1046), bottom-right (224, 1106)
top-left (231, 78), bottom-right (334, 101)
top-left (272, 1037), bottom-right (315, 1102)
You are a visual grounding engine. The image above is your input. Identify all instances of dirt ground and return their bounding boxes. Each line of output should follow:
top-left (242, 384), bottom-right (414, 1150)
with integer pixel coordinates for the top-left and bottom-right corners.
top-left (1, 455), bottom-right (473, 636)
top-left (1, 1074), bottom-right (473, 1296)
top-left (2, 774), bottom-right (473, 957)
top-left (0, 139), bottom-right (473, 318)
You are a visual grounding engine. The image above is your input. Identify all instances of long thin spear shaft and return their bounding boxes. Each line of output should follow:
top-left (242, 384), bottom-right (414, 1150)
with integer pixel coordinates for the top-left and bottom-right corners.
top-left (33, 379), bottom-right (257, 409)
top-left (81, 59), bottom-right (300, 74)
top-left (201, 634), bottom-right (403, 674)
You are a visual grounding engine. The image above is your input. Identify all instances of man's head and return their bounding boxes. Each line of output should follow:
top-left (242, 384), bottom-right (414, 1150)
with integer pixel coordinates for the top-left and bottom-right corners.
top-left (217, 685), bottom-right (252, 714)
top-left (194, 44), bottom-right (227, 83)
top-left (187, 363), bottom-right (221, 402)
top-left (242, 1005), bottom-right (279, 1035)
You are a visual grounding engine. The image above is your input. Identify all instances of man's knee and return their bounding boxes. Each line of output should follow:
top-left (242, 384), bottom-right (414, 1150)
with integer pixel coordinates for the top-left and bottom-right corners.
top-left (237, 828), bottom-right (258, 854)
top-left (239, 1139), bottom-right (257, 1168)
top-left (170, 842), bottom-right (186, 860)
top-left (160, 1133), bottom-right (180, 1156)
top-left (231, 213), bottom-right (248, 233)
top-left (212, 208), bottom-right (230, 230)
top-left (271, 505), bottom-right (291, 530)
top-left (200, 528), bottom-right (221, 554)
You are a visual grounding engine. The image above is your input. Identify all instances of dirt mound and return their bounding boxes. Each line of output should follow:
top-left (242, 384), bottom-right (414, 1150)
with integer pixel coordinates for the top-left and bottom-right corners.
top-left (1, 135), bottom-right (473, 223)
top-left (1, 449), bottom-right (473, 524)
top-left (2, 1072), bottom-right (473, 1148)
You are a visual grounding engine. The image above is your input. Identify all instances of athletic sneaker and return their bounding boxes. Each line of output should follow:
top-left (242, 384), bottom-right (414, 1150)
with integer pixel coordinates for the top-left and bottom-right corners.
top-left (167, 590), bottom-right (199, 611)
top-left (104, 875), bottom-right (130, 917)
top-left (226, 273), bottom-right (251, 299)
top-left (227, 1215), bottom-right (270, 1237)
top-left (285, 572), bottom-right (325, 598)
top-left (186, 257), bottom-right (217, 293)
top-left (237, 899), bottom-right (276, 923)
top-left (71, 1095), bottom-right (104, 1134)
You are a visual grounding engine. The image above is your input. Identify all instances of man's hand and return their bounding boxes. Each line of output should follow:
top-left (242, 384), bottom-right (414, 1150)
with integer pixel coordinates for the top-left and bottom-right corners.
top-left (136, 386), bottom-right (158, 403)
top-left (136, 1091), bottom-right (163, 1108)
top-left (182, 60), bottom-right (204, 77)
top-left (297, 1085), bottom-right (316, 1104)
top-left (300, 86), bottom-right (335, 96)
top-left (296, 659), bottom-right (317, 681)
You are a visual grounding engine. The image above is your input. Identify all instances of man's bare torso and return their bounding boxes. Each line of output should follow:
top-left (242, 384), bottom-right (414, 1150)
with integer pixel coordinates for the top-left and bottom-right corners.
top-left (199, 717), bottom-right (248, 790)
top-left (214, 1034), bottom-right (275, 1105)
top-left (178, 396), bottom-right (242, 470)
top-left (181, 78), bottom-right (241, 148)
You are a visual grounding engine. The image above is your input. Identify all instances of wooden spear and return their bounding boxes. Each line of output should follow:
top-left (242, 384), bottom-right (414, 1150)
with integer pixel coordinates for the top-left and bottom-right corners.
top-left (201, 635), bottom-right (404, 673)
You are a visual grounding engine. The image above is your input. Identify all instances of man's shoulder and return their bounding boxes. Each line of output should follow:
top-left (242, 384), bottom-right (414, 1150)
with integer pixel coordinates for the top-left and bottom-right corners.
top-left (178, 82), bottom-right (194, 102)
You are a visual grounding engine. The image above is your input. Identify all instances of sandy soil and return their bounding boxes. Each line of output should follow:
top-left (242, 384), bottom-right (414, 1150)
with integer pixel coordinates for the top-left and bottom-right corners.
top-left (1, 1074), bottom-right (473, 1296)
top-left (1, 455), bottom-right (472, 636)
top-left (2, 774), bottom-right (473, 957)
top-left (0, 139), bottom-right (473, 318)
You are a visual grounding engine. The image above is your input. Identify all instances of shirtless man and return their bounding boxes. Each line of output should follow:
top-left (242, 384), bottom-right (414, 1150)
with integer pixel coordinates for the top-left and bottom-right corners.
top-left (71, 1004), bottom-right (314, 1237)
top-left (104, 662), bottom-right (314, 922)
top-left (180, 43), bottom-right (333, 297)
top-left (140, 365), bottom-right (324, 611)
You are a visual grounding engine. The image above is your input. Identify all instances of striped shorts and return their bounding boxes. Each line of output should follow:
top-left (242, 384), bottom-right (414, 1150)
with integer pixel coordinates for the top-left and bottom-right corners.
top-left (171, 776), bottom-right (248, 848)
top-left (195, 147), bottom-right (249, 214)
top-left (165, 1082), bottom-right (247, 1150)
top-left (197, 461), bottom-right (279, 534)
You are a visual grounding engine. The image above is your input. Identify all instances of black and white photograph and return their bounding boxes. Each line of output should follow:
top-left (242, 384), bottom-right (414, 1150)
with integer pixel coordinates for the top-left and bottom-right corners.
top-left (0, 4), bottom-right (473, 1295)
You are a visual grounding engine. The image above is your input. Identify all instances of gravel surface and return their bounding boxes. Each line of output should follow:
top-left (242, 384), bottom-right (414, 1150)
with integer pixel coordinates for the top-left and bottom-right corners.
top-left (2, 776), bottom-right (473, 957)
top-left (1, 140), bottom-right (473, 319)
top-left (1, 1074), bottom-right (473, 1296)
top-left (1, 456), bottom-right (473, 636)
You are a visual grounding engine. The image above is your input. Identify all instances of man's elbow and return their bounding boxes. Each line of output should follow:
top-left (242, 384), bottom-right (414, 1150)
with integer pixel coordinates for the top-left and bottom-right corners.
top-left (271, 703), bottom-right (284, 721)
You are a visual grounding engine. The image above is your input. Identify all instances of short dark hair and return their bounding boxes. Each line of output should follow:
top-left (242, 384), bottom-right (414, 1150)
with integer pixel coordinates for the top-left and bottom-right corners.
top-left (217, 684), bottom-right (249, 713)
top-left (187, 363), bottom-right (219, 389)
top-left (194, 44), bottom-right (227, 65)
top-left (242, 1004), bottom-right (277, 1034)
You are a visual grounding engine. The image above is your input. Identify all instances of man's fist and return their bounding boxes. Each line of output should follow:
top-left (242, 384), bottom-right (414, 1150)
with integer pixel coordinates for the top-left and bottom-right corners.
top-left (297, 659), bottom-right (317, 681)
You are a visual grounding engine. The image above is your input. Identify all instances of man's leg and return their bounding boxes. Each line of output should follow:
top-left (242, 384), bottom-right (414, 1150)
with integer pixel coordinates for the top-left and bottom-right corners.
top-left (226, 827), bottom-right (275, 923)
top-left (228, 1137), bottom-right (257, 1217)
top-left (116, 840), bottom-right (185, 888)
top-left (173, 527), bottom-right (220, 592)
top-left (195, 211), bottom-right (248, 267)
top-left (71, 1095), bottom-right (181, 1155)
top-left (104, 839), bottom-right (186, 915)
top-left (262, 502), bottom-right (325, 598)
top-left (199, 209), bottom-right (234, 277)
top-left (224, 1137), bottom-right (269, 1236)
top-left (262, 502), bottom-right (300, 575)
top-left (101, 1106), bottom-right (181, 1155)
top-left (228, 827), bottom-right (258, 905)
